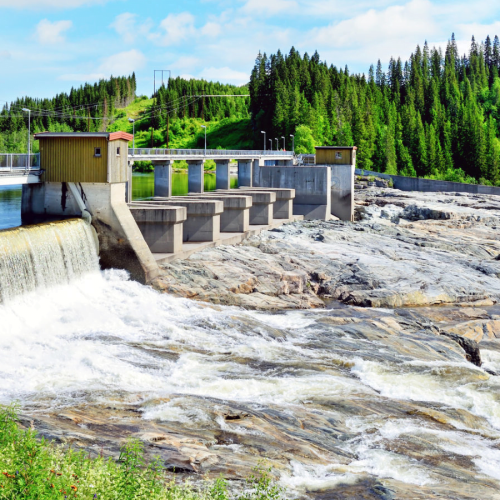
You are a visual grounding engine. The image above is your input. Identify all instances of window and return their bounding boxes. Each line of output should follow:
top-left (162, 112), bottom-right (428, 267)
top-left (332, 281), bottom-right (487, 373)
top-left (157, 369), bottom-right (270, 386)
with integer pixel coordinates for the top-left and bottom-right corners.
top-left (335, 152), bottom-right (342, 159)
top-left (94, 147), bottom-right (101, 157)
top-left (116, 147), bottom-right (121, 156)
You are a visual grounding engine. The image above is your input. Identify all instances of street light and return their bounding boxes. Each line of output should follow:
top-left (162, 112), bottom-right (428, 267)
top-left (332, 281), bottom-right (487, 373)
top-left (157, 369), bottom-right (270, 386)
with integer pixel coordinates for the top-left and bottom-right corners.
top-left (128, 118), bottom-right (135, 151)
top-left (201, 125), bottom-right (207, 155)
top-left (290, 134), bottom-right (295, 154)
top-left (22, 108), bottom-right (31, 166)
top-left (275, 138), bottom-right (278, 151)
top-left (269, 138), bottom-right (272, 151)
top-left (261, 131), bottom-right (266, 153)
top-left (281, 136), bottom-right (285, 151)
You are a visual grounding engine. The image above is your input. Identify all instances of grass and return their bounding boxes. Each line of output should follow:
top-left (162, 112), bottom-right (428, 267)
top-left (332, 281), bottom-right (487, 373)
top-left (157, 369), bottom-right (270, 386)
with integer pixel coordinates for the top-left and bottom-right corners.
top-left (0, 404), bottom-right (286, 500)
top-left (106, 97), bottom-right (253, 151)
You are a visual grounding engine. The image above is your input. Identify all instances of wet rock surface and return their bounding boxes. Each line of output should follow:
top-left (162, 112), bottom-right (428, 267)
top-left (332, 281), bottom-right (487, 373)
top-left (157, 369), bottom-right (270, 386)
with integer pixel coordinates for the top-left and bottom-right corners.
top-left (7, 188), bottom-right (500, 499)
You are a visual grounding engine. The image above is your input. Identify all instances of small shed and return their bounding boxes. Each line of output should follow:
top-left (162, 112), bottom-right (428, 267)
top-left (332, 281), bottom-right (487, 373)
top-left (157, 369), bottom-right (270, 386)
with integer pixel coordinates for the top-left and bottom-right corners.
top-left (315, 146), bottom-right (357, 166)
top-left (34, 132), bottom-right (133, 183)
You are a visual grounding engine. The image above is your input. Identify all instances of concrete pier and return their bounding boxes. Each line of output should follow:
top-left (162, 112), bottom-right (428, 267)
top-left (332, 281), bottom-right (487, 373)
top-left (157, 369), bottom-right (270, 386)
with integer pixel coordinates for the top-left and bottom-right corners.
top-left (215, 160), bottom-right (231, 190)
top-left (216, 189), bottom-right (276, 225)
top-left (239, 187), bottom-right (295, 220)
top-left (188, 160), bottom-right (204, 193)
top-left (254, 166), bottom-right (331, 220)
top-left (147, 198), bottom-right (223, 242)
top-left (154, 160), bottom-right (174, 198)
top-left (129, 204), bottom-right (186, 253)
top-left (174, 194), bottom-right (252, 233)
top-left (238, 160), bottom-right (253, 187)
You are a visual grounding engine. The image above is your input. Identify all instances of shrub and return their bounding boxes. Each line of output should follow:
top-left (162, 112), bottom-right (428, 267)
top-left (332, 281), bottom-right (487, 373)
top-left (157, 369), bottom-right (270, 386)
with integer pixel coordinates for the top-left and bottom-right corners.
top-left (133, 161), bottom-right (154, 173)
top-left (0, 404), bottom-right (286, 500)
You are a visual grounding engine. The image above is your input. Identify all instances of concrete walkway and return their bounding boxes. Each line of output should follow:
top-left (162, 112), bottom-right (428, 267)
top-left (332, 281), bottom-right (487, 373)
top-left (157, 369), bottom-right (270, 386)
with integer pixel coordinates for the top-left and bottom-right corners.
top-left (154, 215), bottom-right (303, 264)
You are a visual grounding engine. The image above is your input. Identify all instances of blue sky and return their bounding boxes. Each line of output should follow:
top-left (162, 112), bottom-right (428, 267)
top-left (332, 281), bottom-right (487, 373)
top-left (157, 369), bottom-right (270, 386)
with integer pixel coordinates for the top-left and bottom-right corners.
top-left (1, 0), bottom-right (500, 103)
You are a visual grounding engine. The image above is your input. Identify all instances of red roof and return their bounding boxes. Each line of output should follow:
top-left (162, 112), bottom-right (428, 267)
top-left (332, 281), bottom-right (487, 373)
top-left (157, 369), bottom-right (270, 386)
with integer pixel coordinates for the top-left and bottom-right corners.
top-left (109, 131), bottom-right (134, 142)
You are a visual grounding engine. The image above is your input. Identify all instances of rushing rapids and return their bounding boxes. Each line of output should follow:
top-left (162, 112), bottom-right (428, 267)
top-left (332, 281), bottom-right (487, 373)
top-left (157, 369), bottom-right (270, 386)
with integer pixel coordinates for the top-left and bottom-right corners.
top-left (1, 268), bottom-right (500, 499)
top-left (0, 219), bottom-right (99, 303)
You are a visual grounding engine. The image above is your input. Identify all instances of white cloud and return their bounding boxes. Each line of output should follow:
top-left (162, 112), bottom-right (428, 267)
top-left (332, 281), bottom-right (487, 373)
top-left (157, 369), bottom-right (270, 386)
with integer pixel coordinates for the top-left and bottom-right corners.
top-left (0, 0), bottom-right (107, 7)
top-left (99, 49), bottom-right (146, 76)
top-left (151, 12), bottom-right (196, 46)
top-left (58, 72), bottom-right (106, 81)
top-left (110, 13), bottom-right (153, 43)
top-left (200, 21), bottom-right (222, 37)
top-left (110, 13), bottom-right (137, 43)
top-left (35, 19), bottom-right (73, 44)
top-left (241, 0), bottom-right (298, 15)
top-left (310, 0), bottom-right (435, 49)
top-left (199, 66), bottom-right (249, 85)
top-left (0, 50), bottom-right (11, 59)
top-left (59, 49), bottom-right (146, 82)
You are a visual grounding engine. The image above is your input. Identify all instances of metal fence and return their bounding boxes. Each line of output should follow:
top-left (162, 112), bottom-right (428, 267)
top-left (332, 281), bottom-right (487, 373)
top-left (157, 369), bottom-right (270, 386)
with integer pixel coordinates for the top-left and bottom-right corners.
top-left (128, 148), bottom-right (292, 157)
top-left (0, 153), bottom-right (41, 173)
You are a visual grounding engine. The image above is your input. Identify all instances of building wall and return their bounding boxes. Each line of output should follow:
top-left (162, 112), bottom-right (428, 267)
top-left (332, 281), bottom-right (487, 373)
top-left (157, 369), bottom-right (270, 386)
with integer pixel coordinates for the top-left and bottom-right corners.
top-left (316, 148), bottom-right (353, 165)
top-left (107, 139), bottom-right (129, 183)
top-left (40, 137), bottom-right (108, 183)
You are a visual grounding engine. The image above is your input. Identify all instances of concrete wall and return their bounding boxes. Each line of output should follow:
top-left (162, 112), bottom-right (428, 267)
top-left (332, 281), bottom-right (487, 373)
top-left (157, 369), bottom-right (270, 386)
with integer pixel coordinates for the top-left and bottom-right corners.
top-left (21, 182), bottom-right (159, 284)
top-left (330, 165), bottom-right (354, 221)
top-left (355, 168), bottom-right (500, 196)
top-left (255, 166), bottom-right (331, 220)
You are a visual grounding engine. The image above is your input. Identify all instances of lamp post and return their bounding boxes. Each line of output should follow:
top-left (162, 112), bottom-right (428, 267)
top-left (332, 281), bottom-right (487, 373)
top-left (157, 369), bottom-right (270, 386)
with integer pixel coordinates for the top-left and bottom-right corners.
top-left (261, 131), bottom-right (266, 153)
top-left (201, 125), bottom-right (207, 155)
top-left (275, 138), bottom-right (278, 151)
top-left (290, 134), bottom-right (295, 154)
top-left (281, 136), bottom-right (285, 151)
top-left (22, 108), bottom-right (31, 166)
top-left (128, 118), bottom-right (135, 151)
top-left (269, 138), bottom-right (272, 151)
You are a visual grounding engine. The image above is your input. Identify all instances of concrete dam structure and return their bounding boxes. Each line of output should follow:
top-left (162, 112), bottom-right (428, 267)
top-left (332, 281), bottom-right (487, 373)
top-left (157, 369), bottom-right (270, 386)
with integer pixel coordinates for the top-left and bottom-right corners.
top-left (15, 132), bottom-right (356, 285)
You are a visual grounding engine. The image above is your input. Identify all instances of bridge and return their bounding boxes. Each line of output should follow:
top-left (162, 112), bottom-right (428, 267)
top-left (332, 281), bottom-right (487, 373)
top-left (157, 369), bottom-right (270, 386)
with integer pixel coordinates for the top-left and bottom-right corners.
top-left (0, 149), bottom-right (294, 187)
top-left (0, 154), bottom-right (42, 186)
top-left (128, 148), bottom-right (294, 162)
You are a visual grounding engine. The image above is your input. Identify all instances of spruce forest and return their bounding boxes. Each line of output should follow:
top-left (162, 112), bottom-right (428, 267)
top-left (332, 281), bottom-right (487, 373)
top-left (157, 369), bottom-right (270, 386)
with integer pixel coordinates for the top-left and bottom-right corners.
top-left (2, 34), bottom-right (500, 185)
top-left (250, 34), bottom-right (500, 185)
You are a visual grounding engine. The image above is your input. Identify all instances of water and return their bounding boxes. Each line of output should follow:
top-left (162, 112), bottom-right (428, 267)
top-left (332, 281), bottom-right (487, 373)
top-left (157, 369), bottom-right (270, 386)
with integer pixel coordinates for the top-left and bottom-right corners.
top-left (0, 185), bottom-right (21, 230)
top-left (0, 219), bottom-right (99, 302)
top-left (1, 268), bottom-right (500, 497)
top-left (0, 175), bottom-right (239, 231)
top-left (133, 172), bottom-right (238, 200)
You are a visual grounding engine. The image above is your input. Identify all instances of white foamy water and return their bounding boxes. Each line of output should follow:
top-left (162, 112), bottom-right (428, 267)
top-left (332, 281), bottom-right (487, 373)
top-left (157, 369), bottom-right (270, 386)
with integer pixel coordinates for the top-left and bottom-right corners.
top-left (2, 269), bottom-right (500, 494)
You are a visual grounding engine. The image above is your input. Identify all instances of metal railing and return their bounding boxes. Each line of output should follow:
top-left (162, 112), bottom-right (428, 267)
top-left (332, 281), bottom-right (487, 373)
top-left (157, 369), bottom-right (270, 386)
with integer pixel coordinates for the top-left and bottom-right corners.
top-left (0, 153), bottom-right (41, 174)
top-left (128, 148), bottom-right (292, 157)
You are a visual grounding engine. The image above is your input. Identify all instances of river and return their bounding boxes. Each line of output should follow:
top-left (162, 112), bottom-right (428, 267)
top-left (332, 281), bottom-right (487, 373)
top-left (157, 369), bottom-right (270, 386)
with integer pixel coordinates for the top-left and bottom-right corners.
top-left (1, 179), bottom-right (500, 499)
top-left (0, 172), bottom-right (238, 231)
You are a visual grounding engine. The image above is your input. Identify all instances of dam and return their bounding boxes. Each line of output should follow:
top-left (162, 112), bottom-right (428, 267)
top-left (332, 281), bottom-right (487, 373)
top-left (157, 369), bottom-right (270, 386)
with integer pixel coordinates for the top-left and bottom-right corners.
top-left (1, 132), bottom-right (356, 288)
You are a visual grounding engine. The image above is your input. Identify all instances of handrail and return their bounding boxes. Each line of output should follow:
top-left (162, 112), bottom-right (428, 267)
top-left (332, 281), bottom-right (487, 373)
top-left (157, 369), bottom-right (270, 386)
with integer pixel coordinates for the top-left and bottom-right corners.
top-left (0, 153), bottom-right (41, 173)
top-left (127, 148), bottom-right (292, 157)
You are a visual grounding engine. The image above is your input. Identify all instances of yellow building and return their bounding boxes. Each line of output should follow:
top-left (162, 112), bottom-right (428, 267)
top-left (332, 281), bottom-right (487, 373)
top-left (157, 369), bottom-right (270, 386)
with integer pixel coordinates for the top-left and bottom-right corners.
top-left (34, 132), bottom-right (133, 184)
top-left (315, 146), bottom-right (357, 166)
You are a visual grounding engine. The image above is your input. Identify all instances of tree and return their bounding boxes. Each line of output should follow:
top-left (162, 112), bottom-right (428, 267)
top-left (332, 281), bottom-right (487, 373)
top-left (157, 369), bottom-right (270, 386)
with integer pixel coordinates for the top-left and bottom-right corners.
top-left (294, 125), bottom-right (315, 153)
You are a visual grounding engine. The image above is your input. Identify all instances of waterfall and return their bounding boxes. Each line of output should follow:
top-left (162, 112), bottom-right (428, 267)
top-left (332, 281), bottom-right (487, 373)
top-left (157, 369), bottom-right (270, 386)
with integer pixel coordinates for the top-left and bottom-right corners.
top-left (0, 219), bottom-right (99, 302)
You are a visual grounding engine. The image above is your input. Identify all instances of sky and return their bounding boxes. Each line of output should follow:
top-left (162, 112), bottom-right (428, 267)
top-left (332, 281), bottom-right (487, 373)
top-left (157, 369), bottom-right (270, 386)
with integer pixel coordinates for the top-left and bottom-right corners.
top-left (1, 0), bottom-right (500, 103)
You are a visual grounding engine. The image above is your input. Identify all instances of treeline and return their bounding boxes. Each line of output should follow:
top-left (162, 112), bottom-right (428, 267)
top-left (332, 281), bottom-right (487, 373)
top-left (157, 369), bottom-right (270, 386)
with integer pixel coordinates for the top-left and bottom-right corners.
top-left (150, 78), bottom-right (249, 130)
top-left (0, 75), bottom-right (137, 152)
top-left (250, 35), bottom-right (500, 185)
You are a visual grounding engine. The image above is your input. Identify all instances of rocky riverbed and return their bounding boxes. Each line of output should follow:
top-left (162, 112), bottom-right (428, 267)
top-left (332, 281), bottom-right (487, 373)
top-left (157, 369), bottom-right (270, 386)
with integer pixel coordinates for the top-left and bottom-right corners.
top-left (5, 187), bottom-right (500, 500)
top-left (153, 188), bottom-right (500, 343)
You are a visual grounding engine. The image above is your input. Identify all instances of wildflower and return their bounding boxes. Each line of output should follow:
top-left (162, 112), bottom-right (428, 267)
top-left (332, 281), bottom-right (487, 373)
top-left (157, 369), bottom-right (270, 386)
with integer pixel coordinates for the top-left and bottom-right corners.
top-left (50, 484), bottom-right (54, 488)
top-left (70, 485), bottom-right (77, 491)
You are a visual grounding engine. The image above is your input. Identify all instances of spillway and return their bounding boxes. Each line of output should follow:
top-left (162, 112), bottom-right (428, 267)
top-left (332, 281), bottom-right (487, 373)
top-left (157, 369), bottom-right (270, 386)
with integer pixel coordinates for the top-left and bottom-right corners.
top-left (0, 219), bottom-right (99, 302)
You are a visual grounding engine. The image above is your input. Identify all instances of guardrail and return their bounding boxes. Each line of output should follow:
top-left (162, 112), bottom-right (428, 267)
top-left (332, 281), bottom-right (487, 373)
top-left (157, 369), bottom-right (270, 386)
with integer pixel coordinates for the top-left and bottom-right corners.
top-left (128, 148), bottom-right (292, 157)
top-left (0, 153), bottom-right (41, 173)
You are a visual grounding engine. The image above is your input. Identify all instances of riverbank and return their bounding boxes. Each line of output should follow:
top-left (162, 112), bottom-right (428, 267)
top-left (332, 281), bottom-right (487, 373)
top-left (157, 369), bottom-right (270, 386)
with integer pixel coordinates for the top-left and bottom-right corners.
top-left (3, 187), bottom-right (500, 499)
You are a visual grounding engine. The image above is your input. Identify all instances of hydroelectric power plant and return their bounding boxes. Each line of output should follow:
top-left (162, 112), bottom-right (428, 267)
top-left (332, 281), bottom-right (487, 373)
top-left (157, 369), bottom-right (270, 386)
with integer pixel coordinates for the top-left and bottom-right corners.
top-left (2, 134), bottom-right (500, 499)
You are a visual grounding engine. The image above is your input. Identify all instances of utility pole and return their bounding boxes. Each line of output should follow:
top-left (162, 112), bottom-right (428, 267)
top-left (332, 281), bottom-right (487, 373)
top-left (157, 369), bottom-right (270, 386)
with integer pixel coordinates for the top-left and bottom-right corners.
top-left (269, 138), bottom-right (272, 151)
top-left (290, 134), bottom-right (295, 154)
top-left (261, 131), bottom-right (266, 153)
top-left (22, 108), bottom-right (31, 165)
